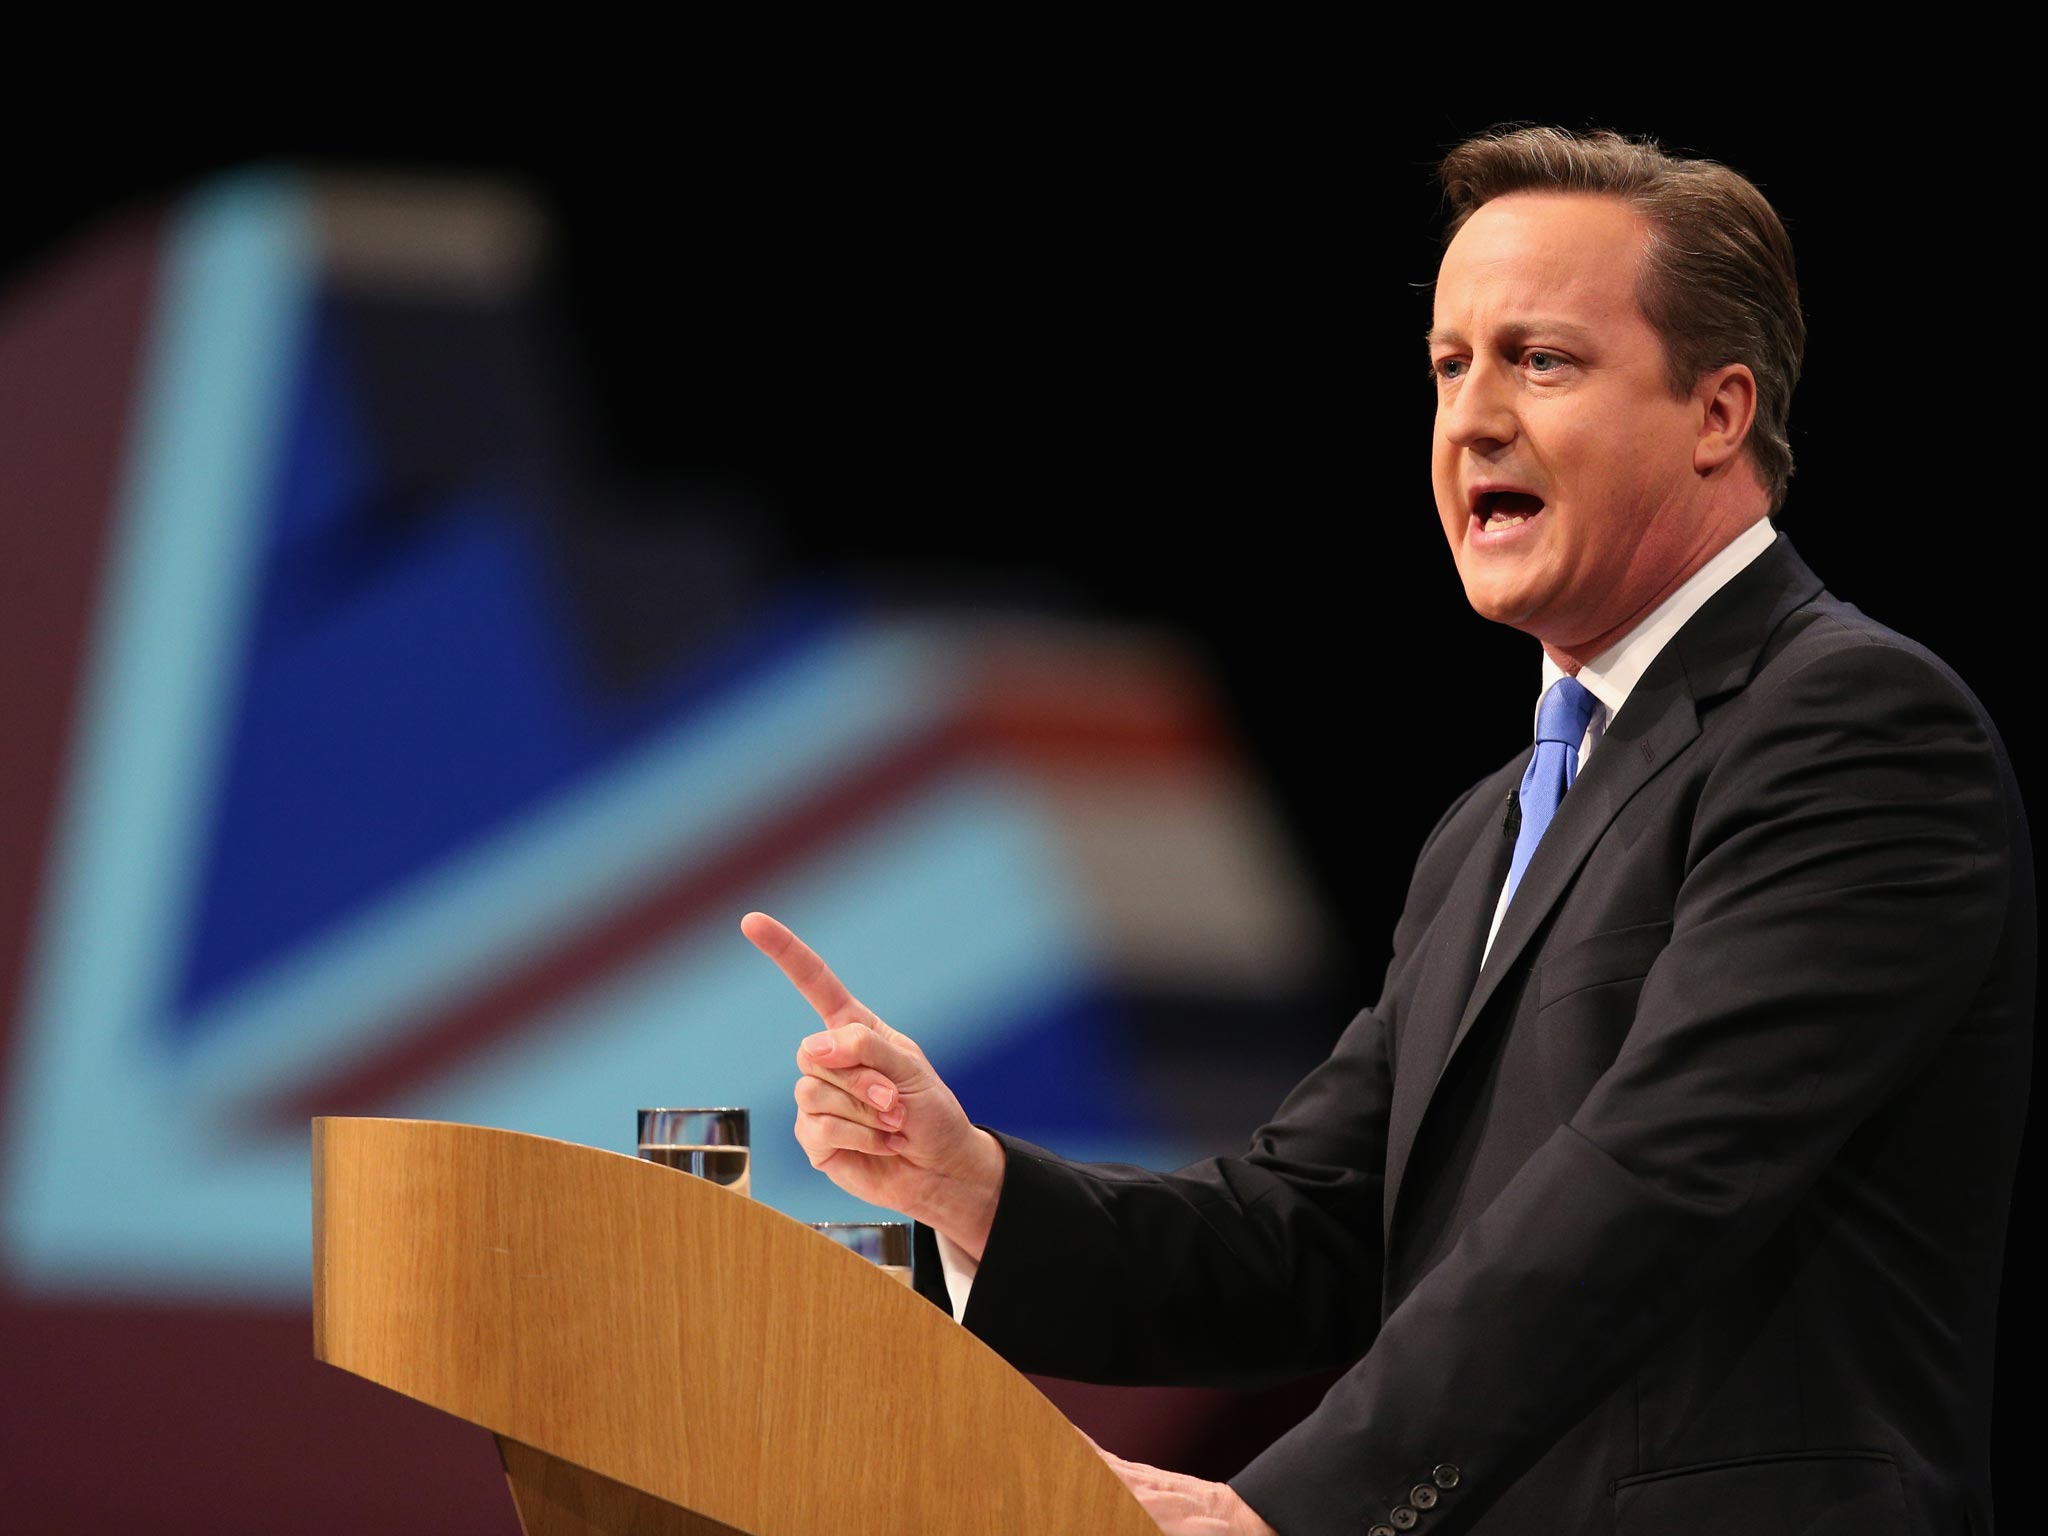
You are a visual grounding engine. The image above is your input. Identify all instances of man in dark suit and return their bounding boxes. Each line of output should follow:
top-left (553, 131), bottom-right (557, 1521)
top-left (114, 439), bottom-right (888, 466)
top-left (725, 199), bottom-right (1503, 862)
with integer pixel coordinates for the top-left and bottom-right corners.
top-left (742, 127), bottom-right (2033, 1534)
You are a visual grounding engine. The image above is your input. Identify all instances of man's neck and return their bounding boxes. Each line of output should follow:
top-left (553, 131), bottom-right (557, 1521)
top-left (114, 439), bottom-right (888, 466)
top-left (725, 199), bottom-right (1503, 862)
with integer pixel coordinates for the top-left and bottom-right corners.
top-left (1541, 517), bottom-right (1778, 723)
top-left (1543, 506), bottom-right (1772, 672)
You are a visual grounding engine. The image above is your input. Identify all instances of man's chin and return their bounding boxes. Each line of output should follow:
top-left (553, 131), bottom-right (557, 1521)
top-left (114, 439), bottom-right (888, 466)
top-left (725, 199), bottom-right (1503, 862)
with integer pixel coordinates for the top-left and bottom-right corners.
top-left (1456, 574), bottom-right (1548, 632)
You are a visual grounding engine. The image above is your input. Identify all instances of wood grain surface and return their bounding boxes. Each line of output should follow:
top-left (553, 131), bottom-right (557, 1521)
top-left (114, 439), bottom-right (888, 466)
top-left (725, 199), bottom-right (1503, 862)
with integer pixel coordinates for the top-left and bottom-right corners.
top-left (499, 1436), bottom-right (747, 1536)
top-left (313, 1117), bottom-right (1157, 1536)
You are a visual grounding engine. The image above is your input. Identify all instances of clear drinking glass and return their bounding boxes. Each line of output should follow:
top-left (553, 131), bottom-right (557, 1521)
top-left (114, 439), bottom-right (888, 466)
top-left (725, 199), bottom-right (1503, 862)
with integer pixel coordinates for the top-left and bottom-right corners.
top-left (810, 1221), bottom-right (913, 1285)
top-left (637, 1107), bottom-right (751, 1198)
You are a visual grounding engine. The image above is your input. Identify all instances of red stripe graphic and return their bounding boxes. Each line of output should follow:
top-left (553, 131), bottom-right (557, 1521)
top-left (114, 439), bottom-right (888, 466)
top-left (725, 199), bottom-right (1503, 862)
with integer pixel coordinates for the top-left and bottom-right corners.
top-left (0, 210), bottom-right (166, 1192)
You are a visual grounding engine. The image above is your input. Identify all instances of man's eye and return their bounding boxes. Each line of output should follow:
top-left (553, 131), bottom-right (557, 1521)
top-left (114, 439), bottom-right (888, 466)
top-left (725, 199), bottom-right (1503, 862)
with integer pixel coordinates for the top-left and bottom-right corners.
top-left (1432, 357), bottom-right (1465, 381)
top-left (1526, 351), bottom-right (1562, 372)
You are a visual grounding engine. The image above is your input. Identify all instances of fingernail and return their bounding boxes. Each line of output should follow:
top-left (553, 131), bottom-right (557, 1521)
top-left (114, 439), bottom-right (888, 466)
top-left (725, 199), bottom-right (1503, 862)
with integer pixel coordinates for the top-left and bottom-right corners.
top-left (803, 1032), bottom-right (833, 1056)
top-left (866, 1083), bottom-right (895, 1109)
top-left (879, 1106), bottom-right (905, 1129)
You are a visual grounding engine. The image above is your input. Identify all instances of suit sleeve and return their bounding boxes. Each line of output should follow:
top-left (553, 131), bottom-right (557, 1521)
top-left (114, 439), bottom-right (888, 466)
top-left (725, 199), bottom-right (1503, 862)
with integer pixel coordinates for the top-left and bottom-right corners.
top-left (1228, 637), bottom-right (2015, 1533)
top-left (911, 776), bottom-right (1493, 1382)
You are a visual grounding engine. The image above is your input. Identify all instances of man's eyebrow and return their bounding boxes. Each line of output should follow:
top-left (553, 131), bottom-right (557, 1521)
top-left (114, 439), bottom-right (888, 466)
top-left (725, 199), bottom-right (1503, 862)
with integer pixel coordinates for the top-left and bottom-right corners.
top-left (1425, 319), bottom-right (1599, 350)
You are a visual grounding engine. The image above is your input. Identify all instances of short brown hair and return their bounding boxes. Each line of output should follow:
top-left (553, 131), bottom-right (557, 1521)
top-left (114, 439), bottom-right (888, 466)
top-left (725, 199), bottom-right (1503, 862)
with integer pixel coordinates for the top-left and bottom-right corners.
top-left (1439, 126), bottom-right (1805, 513)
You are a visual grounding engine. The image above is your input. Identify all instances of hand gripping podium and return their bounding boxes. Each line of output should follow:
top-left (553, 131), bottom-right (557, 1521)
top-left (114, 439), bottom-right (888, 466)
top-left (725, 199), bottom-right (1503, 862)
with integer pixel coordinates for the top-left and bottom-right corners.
top-left (312, 1118), bottom-right (1158, 1535)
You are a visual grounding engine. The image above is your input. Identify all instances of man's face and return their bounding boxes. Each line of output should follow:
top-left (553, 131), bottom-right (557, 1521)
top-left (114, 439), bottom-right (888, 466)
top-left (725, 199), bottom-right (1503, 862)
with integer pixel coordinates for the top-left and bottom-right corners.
top-left (1428, 193), bottom-right (1708, 654)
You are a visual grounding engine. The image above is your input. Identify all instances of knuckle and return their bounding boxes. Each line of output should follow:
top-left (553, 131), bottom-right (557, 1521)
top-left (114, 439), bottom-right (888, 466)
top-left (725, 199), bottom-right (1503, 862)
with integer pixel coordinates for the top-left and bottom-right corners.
top-left (798, 1057), bottom-right (845, 1092)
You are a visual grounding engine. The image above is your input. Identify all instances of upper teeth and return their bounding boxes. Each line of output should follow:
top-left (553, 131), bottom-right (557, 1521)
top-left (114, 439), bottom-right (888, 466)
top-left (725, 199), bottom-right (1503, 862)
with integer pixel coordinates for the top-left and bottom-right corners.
top-left (1486, 511), bottom-right (1530, 528)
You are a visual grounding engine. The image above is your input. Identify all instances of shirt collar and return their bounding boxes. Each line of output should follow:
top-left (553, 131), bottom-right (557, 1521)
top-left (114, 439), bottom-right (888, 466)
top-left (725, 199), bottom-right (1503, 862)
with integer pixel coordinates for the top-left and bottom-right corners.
top-left (1537, 517), bottom-right (1778, 730)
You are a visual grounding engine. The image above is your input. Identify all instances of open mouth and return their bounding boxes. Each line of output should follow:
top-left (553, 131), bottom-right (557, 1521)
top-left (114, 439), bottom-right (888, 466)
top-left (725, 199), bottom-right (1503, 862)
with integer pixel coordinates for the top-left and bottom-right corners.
top-left (1475, 490), bottom-right (1545, 529)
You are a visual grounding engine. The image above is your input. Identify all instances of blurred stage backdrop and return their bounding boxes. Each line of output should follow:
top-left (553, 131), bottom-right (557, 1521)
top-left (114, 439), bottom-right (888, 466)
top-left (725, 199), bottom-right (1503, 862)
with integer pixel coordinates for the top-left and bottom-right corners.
top-left (2, 110), bottom-right (2036, 1534)
top-left (0, 170), bottom-right (1352, 1532)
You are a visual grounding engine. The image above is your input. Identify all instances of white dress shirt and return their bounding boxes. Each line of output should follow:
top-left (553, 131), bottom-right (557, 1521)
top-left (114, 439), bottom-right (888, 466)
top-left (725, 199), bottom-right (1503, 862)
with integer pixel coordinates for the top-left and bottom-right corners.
top-left (938, 517), bottom-right (1780, 1321)
top-left (1480, 517), bottom-right (1776, 963)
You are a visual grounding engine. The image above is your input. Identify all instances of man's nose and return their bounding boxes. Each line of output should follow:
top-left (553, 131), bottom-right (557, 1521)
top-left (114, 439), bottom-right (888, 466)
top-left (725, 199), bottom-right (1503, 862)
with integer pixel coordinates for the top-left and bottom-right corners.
top-left (1438, 358), bottom-right (1518, 452)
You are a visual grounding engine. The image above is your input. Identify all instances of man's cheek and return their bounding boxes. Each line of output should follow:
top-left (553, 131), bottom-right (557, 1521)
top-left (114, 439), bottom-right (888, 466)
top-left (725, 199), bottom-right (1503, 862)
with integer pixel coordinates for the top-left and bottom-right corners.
top-left (1431, 477), bottom-right (1461, 538)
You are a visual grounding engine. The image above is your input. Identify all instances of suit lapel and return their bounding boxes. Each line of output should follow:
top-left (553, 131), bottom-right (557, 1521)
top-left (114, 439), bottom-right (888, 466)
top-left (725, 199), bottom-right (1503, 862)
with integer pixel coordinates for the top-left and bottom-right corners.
top-left (1381, 764), bottom-right (1522, 1236)
top-left (1444, 677), bottom-right (1700, 1067)
top-left (1382, 532), bottom-right (1827, 1235)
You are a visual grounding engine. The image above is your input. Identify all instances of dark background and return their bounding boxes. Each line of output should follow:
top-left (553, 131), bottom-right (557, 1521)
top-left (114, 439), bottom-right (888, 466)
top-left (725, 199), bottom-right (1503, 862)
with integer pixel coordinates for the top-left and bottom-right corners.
top-left (5, 92), bottom-right (2033, 1506)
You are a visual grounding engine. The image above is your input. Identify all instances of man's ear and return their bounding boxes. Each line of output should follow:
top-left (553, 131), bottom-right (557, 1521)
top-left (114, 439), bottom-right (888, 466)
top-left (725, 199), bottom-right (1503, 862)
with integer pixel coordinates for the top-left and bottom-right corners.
top-left (1694, 363), bottom-right (1758, 477)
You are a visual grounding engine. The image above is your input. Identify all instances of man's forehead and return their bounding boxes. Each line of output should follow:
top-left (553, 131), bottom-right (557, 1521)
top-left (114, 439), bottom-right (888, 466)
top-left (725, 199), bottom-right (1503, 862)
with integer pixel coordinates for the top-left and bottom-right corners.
top-left (1445, 189), bottom-right (1649, 259)
top-left (1431, 194), bottom-right (1649, 335)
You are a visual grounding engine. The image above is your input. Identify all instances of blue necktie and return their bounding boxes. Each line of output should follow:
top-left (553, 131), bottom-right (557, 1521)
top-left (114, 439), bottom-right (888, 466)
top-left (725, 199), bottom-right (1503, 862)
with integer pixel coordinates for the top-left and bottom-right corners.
top-left (1504, 676), bottom-right (1599, 907)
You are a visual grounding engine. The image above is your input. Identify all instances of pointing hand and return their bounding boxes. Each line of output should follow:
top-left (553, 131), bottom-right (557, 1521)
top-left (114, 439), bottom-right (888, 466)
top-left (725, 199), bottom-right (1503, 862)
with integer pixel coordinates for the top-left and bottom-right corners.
top-left (741, 911), bottom-right (1005, 1256)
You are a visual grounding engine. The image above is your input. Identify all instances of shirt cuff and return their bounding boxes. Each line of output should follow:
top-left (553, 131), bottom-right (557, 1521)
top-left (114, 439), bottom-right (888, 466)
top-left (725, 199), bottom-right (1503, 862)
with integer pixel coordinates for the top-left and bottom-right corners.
top-left (933, 1229), bottom-right (980, 1321)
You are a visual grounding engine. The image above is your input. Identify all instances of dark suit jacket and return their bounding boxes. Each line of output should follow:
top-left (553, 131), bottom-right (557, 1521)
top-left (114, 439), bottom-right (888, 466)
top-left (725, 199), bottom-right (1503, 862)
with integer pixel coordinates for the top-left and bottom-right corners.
top-left (913, 535), bottom-right (2035, 1535)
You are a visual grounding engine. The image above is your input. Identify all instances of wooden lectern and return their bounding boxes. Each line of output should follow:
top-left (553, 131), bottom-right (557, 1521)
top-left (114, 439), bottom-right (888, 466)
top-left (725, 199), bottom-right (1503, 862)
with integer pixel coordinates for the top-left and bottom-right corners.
top-left (312, 1117), bottom-right (1158, 1535)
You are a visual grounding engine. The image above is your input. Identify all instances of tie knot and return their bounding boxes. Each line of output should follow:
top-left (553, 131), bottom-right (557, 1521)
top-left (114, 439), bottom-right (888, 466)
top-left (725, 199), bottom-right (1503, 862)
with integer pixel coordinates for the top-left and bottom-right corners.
top-left (1535, 676), bottom-right (1599, 747)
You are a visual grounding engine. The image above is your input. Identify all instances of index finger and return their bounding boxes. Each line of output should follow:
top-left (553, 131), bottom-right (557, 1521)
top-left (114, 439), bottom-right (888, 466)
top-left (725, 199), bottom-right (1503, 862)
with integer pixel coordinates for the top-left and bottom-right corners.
top-left (740, 911), bottom-right (869, 1028)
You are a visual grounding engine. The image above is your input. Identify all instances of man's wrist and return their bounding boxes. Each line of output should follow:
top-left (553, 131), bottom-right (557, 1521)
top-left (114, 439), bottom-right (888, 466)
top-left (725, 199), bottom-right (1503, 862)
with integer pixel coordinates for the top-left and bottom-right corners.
top-left (917, 1128), bottom-right (1006, 1261)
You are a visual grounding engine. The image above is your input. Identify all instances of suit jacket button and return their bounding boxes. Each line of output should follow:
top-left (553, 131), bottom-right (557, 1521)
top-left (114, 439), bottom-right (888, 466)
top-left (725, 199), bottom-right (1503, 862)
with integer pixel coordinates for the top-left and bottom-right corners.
top-left (1391, 1509), bottom-right (1419, 1531)
top-left (1432, 1464), bottom-right (1461, 1489)
top-left (1410, 1485), bottom-right (1439, 1509)
top-left (1369, 1526), bottom-right (1396, 1536)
